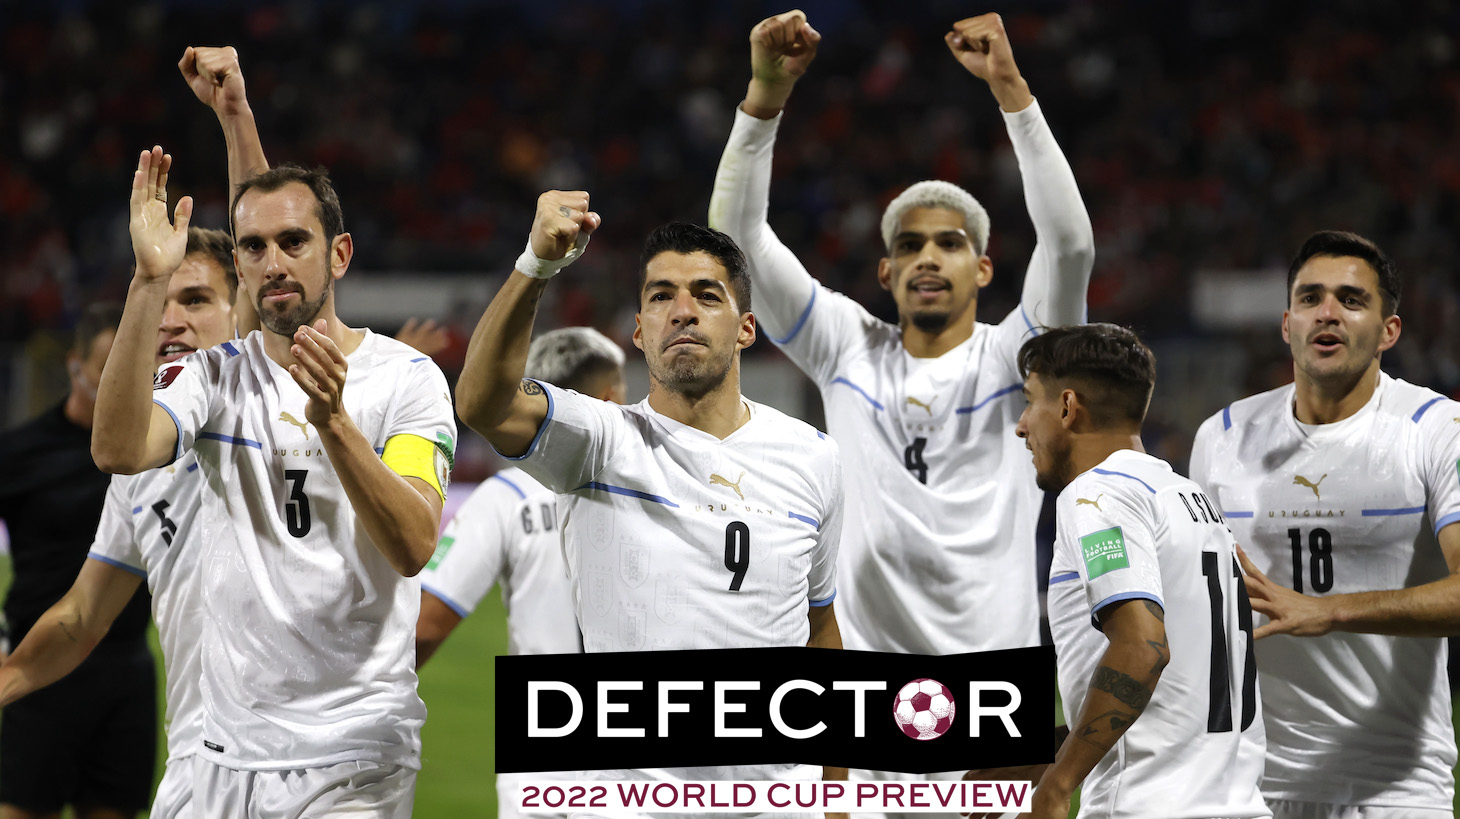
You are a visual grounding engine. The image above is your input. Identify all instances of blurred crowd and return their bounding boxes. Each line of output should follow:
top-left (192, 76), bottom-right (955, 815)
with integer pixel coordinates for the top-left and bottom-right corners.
top-left (3, 0), bottom-right (1459, 465)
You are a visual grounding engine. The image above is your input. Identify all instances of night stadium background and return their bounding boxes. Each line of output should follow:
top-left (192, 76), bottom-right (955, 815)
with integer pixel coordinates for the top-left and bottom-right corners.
top-left (2, 0), bottom-right (1459, 815)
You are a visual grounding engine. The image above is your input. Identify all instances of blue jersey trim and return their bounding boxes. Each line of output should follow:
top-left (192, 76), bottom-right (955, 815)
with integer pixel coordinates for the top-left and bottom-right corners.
top-left (220, 341), bottom-right (239, 357)
top-left (501, 379), bottom-right (555, 461)
top-left (199, 432), bottom-right (264, 450)
top-left (769, 286), bottom-right (817, 346)
top-left (186, 462), bottom-right (198, 473)
top-left (1090, 591), bottom-right (1163, 630)
top-left (830, 377), bottom-right (884, 411)
top-left (410, 356), bottom-right (429, 363)
top-left (87, 552), bottom-right (147, 580)
top-left (788, 511), bottom-right (819, 528)
top-left (809, 590), bottom-right (836, 608)
top-left (1361, 506), bottom-right (1425, 517)
top-left (152, 398), bottom-right (184, 465)
top-left (1091, 467), bottom-right (1157, 495)
top-left (131, 506), bottom-right (143, 515)
top-left (1413, 397), bottom-right (1444, 423)
top-left (1224, 510), bottom-right (1255, 518)
top-left (374, 447), bottom-right (385, 456)
top-left (956, 383), bottom-right (1023, 415)
top-left (1435, 511), bottom-right (1460, 536)
top-left (493, 474), bottom-right (528, 500)
top-left (575, 482), bottom-right (680, 508)
top-left (1049, 571), bottom-right (1080, 585)
top-left (1222, 405), bottom-right (1232, 431)
top-left (422, 583), bottom-right (471, 618)
top-left (1019, 304), bottom-right (1039, 335)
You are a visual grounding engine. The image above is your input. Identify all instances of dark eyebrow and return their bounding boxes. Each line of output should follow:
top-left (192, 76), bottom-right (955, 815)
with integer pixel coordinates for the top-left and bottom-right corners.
top-left (893, 229), bottom-right (969, 244)
top-left (235, 227), bottom-right (315, 246)
top-left (1294, 282), bottom-right (1372, 299)
top-left (174, 285), bottom-right (216, 299)
top-left (644, 278), bottom-right (729, 294)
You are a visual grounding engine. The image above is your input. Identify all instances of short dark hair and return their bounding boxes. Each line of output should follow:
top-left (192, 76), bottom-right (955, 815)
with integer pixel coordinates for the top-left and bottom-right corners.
top-left (186, 226), bottom-right (238, 300)
top-left (230, 163), bottom-right (345, 245)
top-left (73, 301), bottom-right (124, 356)
top-left (1018, 323), bottom-right (1157, 427)
top-left (1287, 230), bottom-right (1401, 316)
top-left (637, 223), bottom-right (752, 314)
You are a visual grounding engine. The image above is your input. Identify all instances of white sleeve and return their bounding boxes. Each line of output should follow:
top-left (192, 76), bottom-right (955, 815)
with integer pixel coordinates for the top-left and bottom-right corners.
top-left (1188, 412), bottom-right (1224, 493)
top-left (510, 381), bottom-right (629, 493)
top-left (1059, 477), bottom-right (1164, 628)
top-left (807, 437), bottom-right (843, 606)
top-left (1417, 397), bottom-right (1460, 536)
top-left (419, 477), bottom-right (517, 617)
top-left (988, 99), bottom-right (1096, 360)
top-left (150, 353), bottom-right (219, 463)
top-left (385, 359), bottom-right (459, 484)
top-left (709, 107), bottom-right (883, 385)
top-left (88, 476), bottom-right (145, 577)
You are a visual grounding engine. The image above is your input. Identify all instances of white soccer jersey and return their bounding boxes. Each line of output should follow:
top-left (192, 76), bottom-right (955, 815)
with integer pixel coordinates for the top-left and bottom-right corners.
top-left (151, 330), bottom-right (456, 771)
top-left (1190, 373), bottom-right (1460, 809)
top-left (420, 467), bottom-right (580, 655)
top-left (711, 101), bottom-right (1093, 655)
top-left (1048, 450), bottom-right (1268, 819)
top-left (87, 451), bottom-right (206, 766)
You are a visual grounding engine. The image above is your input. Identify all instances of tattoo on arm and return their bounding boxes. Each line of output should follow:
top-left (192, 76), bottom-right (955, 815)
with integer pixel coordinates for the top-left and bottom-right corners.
top-left (58, 618), bottom-right (82, 645)
top-left (1142, 599), bottom-right (1165, 623)
top-left (1074, 708), bottom-right (1138, 753)
top-left (1091, 665), bottom-right (1154, 712)
top-left (520, 380), bottom-right (544, 396)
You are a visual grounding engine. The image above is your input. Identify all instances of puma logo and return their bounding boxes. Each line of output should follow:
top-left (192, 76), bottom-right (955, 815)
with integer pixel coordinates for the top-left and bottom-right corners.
top-left (1293, 473), bottom-right (1327, 500)
top-left (1076, 494), bottom-right (1103, 512)
top-left (279, 412), bottom-right (311, 440)
top-left (906, 396), bottom-right (935, 415)
top-left (710, 471), bottom-right (746, 501)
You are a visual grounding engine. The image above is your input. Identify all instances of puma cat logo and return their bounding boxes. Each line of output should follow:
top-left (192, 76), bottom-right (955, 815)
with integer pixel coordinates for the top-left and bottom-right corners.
top-left (279, 412), bottom-right (311, 440)
top-left (710, 471), bottom-right (746, 501)
top-left (1293, 473), bottom-right (1327, 500)
top-left (906, 396), bottom-right (935, 415)
top-left (1076, 494), bottom-right (1103, 512)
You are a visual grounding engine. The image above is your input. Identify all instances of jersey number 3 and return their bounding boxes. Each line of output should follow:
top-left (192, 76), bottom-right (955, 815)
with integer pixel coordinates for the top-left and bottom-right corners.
top-left (284, 469), bottom-right (312, 538)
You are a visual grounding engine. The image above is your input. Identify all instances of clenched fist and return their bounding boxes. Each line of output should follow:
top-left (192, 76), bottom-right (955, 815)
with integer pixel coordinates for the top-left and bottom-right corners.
top-left (945, 13), bottom-right (1033, 112)
top-left (179, 46), bottom-right (250, 116)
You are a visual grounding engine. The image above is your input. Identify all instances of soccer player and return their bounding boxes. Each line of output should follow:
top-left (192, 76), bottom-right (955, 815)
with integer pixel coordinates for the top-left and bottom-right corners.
top-left (1013, 323), bottom-right (1268, 819)
top-left (454, 192), bottom-right (845, 804)
top-left (1190, 230), bottom-right (1460, 819)
top-left (0, 226), bottom-right (240, 819)
top-left (92, 146), bottom-right (455, 816)
top-left (418, 326), bottom-right (624, 819)
top-left (0, 302), bottom-right (156, 819)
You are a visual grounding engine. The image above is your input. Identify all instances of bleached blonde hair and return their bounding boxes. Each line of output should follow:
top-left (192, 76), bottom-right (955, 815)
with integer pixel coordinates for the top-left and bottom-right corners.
top-left (880, 180), bottom-right (990, 256)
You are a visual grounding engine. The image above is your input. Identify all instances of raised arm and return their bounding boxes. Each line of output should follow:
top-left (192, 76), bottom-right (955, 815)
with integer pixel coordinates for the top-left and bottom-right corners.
top-left (946, 14), bottom-right (1094, 328)
top-left (0, 559), bottom-right (143, 707)
top-left (1031, 598), bottom-right (1168, 819)
top-left (456, 192), bottom-right (599, 453)
top-left (708, 11), bottom-right (823, 341)
top-left (179, 46), bottom-right (269, 201)
top-left (93, 147), bottom-right (190, 474)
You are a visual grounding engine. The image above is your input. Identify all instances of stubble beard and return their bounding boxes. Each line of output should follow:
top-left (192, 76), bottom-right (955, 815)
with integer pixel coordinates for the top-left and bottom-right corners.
top-left (257, 276), bottom-right (332, 336)
top-left (650, 346), bottom-right (733, 401)
top-left (1034, 437), bottom-right (1073, 493)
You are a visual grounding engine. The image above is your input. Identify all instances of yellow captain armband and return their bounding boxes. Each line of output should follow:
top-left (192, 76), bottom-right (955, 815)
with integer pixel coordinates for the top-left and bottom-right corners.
top-left (381, 433), bottom-right (453, 502)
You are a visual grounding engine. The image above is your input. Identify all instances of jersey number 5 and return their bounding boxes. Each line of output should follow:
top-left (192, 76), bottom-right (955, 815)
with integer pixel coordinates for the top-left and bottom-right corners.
top-left (1202, 551), bottom-right (1257, 733)
top-left (284, 469), bottom-right (312, 538)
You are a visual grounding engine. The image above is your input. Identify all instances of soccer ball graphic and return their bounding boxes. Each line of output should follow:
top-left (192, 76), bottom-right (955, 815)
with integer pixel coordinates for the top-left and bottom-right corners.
top-left (893, 678), bottom-right (956, 740)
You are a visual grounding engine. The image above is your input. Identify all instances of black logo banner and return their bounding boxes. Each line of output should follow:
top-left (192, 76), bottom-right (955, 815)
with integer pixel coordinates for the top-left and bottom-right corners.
top-left (496, 645), bottom-right (1054, 774)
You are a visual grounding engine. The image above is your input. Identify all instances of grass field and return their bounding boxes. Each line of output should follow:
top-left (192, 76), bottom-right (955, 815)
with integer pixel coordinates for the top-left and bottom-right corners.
top-left (3, 555), bottom-right (1460, 817)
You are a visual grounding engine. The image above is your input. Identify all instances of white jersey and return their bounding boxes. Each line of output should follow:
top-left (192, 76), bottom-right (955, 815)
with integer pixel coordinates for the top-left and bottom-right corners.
top-left (710, 101), bottom-right (1093, 655)
top-left (1049, 450), bottom-right (1268, 819)
top-left (1191, 373), bottom-right (1460, 809)
top-left (419, 467), bottom-right (580, 655)
top-left (87, 451), bottom-right (206, 765)
top-left (151, 330), bottom-right (456, 771)
top-left (511, 382), bottom-right (840, 789)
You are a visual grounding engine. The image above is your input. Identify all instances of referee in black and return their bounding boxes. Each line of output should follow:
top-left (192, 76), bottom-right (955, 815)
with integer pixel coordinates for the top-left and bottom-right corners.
top-left (0, 302), bottom-right (156, 819)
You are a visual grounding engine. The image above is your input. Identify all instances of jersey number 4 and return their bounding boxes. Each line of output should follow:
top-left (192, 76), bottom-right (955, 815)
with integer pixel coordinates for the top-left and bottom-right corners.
top-left (1202, 551), bottom-right (1257, 733)
top-left (904, 437), bottom-right (928, 484)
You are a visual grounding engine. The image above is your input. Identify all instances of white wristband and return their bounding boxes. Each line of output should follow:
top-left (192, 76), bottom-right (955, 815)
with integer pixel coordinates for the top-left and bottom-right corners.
top-left (514, 232), bottom-right (591, 280)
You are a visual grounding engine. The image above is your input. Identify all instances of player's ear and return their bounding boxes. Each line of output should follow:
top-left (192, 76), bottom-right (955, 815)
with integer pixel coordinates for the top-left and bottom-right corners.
top-left (1281, 310), bottom-right (1291, 345)
top-left (737, 311), bottom-right (756, 351)
top-left (877, 257), bottom-right (893, 291)
top-left (1378, 313), bottom-right (1401, 352)
top-left (631, 314), bottom-right (644, 351)
top-left (975, 254), bottom-right (993, 288)
top-left (330, 233), bottom-right (353, 280)
top-left (1060, 388), bottom-right (1078, 428)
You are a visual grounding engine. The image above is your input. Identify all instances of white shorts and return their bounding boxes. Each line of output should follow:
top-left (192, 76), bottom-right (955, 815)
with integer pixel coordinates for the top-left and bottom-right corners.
top-left (847, 769), bottom-right (1019, 819)
top-left (149, 757), bottom-right (194, 819)
top-left (1268, 800), bottom-right (1452, 819)
top-left (192, 757), bottom-right (416, 818)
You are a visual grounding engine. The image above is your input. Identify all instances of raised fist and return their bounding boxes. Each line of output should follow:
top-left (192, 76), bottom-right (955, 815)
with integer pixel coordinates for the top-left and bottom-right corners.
top-left (530, 191), bottom-right (600, 263)
top-left (945, 14), bottom-right (1031, 111)
top-left (750, 10), bottom-right (820, 87)
top-left (179, 46), bottom-right (249, 116)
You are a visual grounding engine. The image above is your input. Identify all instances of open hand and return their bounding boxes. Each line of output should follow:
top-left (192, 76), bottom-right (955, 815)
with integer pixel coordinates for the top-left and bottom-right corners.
top-left (128, 146), bottom-right (192, 283)
top-left (290, 320), bottom-right (349, 427)
top-left (1237, 545), bottom-right (1335, 638)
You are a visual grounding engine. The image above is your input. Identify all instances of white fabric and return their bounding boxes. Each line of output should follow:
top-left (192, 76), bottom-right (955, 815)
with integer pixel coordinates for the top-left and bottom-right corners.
top-left (87, 451), bottom-right (206, 766)
top-left (1267, 800), bottom-right (1452, 819)
top-left (192, 757), bottom-right (415, 819)
top-left (152, 330), bottom-right (455, 771)
top-left (510, 383), bottom-right (841, 786)
top-left (709, 101), bottom-right (1093, 656)
top-left (419, 467), bottom-right (579, 654)
top-left (149, 756), bottom-right (194, 819)
top-left (1048, 450), bottom-right (1269, 819)
top-left (1190, 374), bottom-right (1460, 809)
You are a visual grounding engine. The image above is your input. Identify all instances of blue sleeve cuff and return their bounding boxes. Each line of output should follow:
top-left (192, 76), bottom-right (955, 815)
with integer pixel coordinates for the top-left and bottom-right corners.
top-left (496, 379), bottom-right (554, 462)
